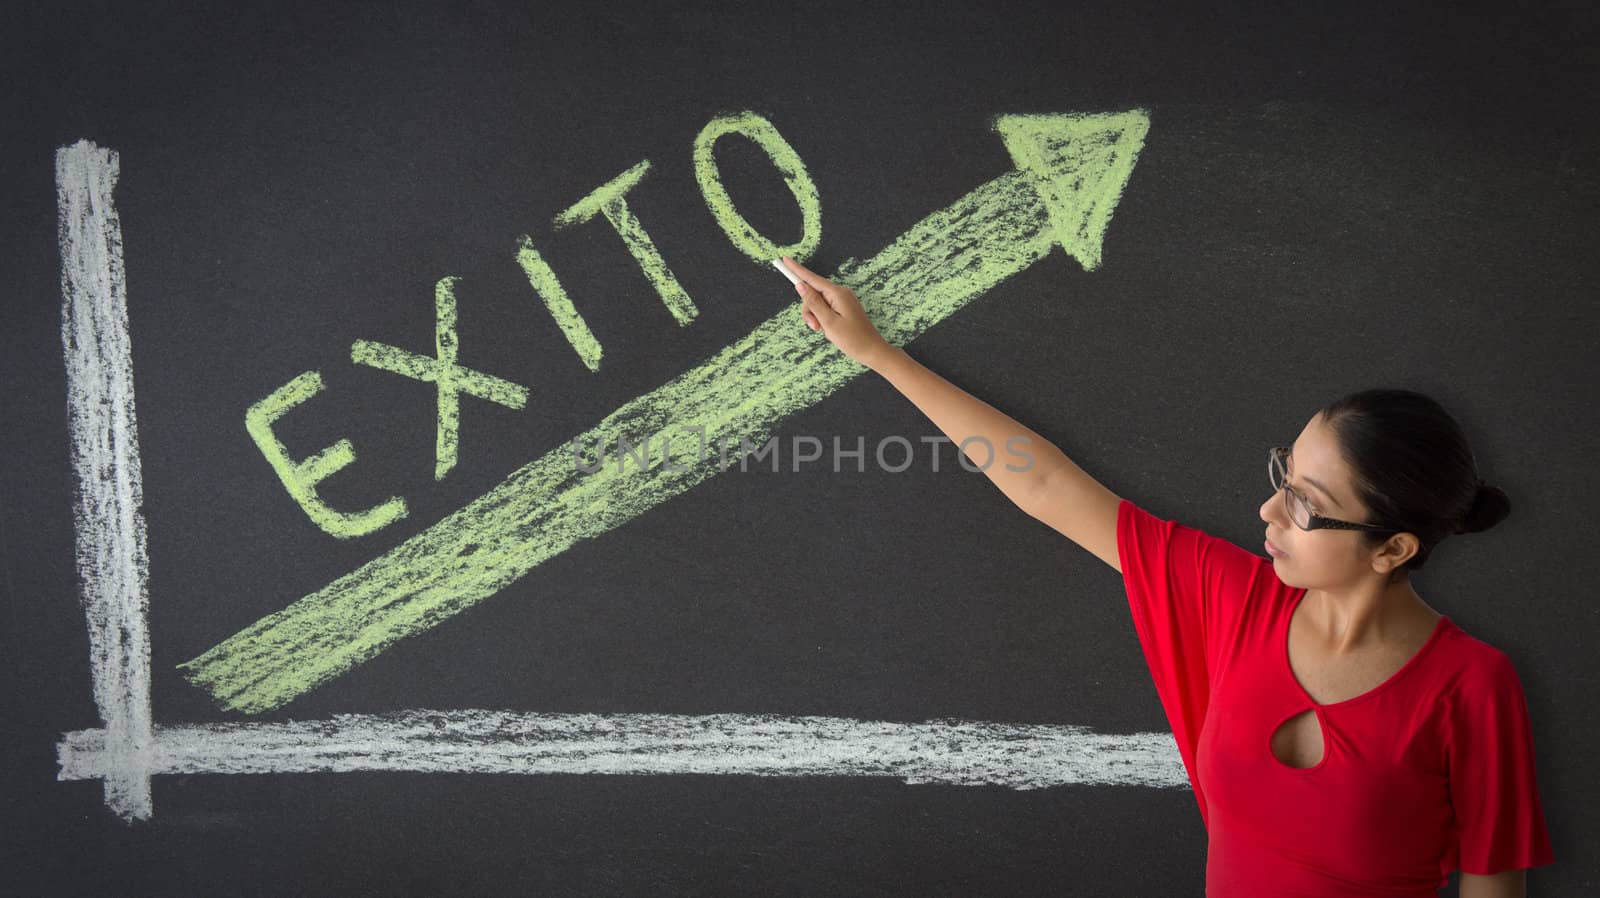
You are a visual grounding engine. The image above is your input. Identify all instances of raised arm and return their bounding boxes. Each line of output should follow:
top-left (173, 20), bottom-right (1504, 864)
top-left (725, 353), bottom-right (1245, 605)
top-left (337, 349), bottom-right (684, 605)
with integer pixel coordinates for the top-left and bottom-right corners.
top-left (783, 257), bottom-right (1123, 573)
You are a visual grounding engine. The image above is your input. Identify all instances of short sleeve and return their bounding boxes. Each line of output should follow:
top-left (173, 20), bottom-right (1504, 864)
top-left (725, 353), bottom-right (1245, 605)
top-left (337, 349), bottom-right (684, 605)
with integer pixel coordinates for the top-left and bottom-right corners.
top-left (1115, 499), bottom-right (1268, 828)
top-left (1115, 498), bottom-right (1266, 687)
top-left (1444, 650), bottom-right (1555, 876)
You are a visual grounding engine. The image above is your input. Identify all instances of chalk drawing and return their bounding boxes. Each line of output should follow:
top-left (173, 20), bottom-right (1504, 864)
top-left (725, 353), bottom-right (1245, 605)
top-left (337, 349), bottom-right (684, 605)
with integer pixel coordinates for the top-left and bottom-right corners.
top-left (56, 115), bottom-right (1174, 821)
top-left (246, 370), bottom-right (410, 538)
top-left (351, 276), bottom-right (530, 481)
top-left (516, 237), bottom-right (603, 371)
top-left (56, 140), bottom-right (155, 819)
top-left (692, 111), bottom-right (822, 263)
top-left (553, 160), bottom-right (699, 325)
top-left (178, 110), bottom-right (1151, 714)
top-left (58, 710), bottom-right (1185, 790)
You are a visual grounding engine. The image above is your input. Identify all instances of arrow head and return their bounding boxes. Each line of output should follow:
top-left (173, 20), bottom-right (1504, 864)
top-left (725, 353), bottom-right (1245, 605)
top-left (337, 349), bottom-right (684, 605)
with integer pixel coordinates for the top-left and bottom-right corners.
top-left (994, 110), bottom-right (1151, 272)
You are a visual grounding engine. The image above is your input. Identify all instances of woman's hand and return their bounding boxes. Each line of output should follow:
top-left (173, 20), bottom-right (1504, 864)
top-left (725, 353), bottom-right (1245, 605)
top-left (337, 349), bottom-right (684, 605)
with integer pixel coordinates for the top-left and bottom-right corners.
top-left (782, 256), bottom-right (895, 369)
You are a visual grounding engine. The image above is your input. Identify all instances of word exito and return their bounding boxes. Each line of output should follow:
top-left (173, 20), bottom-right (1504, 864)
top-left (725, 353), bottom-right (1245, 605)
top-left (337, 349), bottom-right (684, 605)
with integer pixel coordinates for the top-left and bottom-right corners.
top-left (573, 430), bottom-right (1035, 474)
top-left (182, 110), bottom-right (1149, 713)
top-left (248, 111), bottom-right (821, 539)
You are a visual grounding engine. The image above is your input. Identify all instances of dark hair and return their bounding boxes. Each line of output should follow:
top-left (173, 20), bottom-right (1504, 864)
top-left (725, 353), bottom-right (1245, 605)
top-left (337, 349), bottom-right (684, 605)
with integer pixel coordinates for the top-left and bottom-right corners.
top-left (1317, 388), bottom-right (1509, 580)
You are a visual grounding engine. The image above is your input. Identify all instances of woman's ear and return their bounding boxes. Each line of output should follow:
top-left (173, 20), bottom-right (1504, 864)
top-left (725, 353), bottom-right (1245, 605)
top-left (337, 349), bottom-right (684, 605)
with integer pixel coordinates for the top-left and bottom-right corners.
top-left (1371, 532), bottom-right (1419, 575)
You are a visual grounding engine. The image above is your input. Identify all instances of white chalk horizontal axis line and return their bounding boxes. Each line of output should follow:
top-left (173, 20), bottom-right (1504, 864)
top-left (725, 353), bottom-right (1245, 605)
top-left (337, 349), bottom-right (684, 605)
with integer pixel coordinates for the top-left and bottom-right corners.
top-left (58, 709), bottom-right (1185, 789)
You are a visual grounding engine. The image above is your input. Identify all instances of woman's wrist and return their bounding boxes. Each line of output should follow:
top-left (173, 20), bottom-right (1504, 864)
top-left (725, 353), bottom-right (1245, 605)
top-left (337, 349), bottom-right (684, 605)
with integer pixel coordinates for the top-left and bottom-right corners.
top-left (865, 341), bottom-right (908, 377)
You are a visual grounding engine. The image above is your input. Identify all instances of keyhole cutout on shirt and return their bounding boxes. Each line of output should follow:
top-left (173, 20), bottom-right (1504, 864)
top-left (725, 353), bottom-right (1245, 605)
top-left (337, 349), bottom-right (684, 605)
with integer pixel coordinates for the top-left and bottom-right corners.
top-left (1270, 708), bottom-right (1326, 769)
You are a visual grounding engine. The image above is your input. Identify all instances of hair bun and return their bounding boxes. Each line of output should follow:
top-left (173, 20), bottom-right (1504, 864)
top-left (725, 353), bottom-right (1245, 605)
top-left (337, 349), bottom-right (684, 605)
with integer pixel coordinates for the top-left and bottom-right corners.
top-left (1456, 480), bottom-right (1510, 535)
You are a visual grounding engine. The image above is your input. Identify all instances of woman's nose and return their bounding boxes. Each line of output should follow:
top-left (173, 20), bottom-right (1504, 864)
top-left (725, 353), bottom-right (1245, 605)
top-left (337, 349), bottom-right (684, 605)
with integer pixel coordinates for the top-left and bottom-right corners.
top-left (1259, 491), bottom-right (1279, 525)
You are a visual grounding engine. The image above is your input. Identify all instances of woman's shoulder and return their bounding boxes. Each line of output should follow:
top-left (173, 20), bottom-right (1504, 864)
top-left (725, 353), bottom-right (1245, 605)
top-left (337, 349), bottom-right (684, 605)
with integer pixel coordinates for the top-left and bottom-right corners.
top-left (1430, 619), bottom-right (1528, 698)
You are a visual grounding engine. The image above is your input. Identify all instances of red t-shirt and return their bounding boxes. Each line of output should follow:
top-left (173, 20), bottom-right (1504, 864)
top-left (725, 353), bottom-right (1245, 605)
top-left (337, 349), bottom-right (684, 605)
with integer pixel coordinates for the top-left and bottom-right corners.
top-left (1116, 498), bottom-right (1554, 896)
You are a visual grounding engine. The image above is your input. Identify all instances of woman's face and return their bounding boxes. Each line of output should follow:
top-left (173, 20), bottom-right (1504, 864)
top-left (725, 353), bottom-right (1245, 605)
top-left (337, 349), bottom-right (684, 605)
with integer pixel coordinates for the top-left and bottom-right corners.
top-left (1258, 411), bottom-right (1384, 589)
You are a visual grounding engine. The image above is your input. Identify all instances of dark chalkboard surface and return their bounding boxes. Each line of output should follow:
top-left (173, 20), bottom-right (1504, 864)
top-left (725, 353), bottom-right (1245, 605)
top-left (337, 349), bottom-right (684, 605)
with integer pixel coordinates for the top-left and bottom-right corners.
top-left (4, 1), bottom-right (1594, 894)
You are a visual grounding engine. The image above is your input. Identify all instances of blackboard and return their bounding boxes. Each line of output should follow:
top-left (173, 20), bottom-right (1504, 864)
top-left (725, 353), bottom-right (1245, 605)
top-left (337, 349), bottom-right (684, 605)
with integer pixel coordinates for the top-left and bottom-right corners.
top-left (3, 1), bottom-right (1594, 894)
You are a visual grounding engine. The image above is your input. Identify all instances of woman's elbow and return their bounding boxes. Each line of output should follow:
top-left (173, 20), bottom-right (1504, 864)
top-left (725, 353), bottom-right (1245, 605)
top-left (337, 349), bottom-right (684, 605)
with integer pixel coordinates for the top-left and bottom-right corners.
top-left (1458, 868), bottom-right (1526, 898)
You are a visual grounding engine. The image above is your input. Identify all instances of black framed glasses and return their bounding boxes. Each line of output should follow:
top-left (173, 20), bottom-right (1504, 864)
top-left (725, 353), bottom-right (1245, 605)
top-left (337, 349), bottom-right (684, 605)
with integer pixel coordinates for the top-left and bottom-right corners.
top-left (1268, 446), bottom-right (1398, 533)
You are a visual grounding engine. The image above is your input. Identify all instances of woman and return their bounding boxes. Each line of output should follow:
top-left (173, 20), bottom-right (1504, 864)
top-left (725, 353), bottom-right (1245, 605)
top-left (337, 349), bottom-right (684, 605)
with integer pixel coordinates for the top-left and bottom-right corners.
top-left (780, 257), bottom-right (1554, 897)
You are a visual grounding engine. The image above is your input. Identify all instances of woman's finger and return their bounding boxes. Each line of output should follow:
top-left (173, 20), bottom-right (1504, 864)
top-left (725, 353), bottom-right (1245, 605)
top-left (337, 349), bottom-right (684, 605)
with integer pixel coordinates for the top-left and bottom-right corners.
top-left (798, 294), bottom-right (820, 329)
top-left (805, 288), bottom-right (837, 332)
top-left (796, 279), bottom-right (837, 315)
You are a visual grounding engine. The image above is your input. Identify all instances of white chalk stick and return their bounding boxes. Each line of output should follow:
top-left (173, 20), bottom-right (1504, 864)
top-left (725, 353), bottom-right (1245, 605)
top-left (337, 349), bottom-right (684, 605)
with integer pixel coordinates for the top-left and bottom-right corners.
top-left (771, 257), bottom-right (802, 286)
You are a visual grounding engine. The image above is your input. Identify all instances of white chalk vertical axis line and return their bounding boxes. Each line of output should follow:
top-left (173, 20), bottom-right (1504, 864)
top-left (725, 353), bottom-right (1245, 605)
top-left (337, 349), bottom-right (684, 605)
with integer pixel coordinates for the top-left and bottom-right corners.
top-left (56, 140), bottom-right (156, 821)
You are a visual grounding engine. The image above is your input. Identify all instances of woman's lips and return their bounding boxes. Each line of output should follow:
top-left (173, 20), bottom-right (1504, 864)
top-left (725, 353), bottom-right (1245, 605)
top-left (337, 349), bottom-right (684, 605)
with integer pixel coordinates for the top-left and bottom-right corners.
top-left (1265, 537), bottom-right (1287, 557)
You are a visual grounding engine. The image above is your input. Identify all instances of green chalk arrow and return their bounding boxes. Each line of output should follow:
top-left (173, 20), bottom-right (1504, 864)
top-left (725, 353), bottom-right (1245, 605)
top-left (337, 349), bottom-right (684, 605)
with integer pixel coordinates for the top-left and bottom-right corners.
top-left (179, 110), bottom-right (1151, 713)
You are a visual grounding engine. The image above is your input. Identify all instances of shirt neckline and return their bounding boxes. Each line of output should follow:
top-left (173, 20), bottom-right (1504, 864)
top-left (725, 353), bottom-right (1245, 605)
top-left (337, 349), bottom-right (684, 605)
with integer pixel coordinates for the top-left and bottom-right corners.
top-left (1282, 588), bottom-right (1452, 710)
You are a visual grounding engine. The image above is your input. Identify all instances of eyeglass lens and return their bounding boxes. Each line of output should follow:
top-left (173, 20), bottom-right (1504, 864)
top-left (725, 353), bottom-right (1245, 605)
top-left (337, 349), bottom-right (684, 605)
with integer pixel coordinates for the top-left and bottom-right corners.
top-left (1269, 448), bottom-right (1312, 529)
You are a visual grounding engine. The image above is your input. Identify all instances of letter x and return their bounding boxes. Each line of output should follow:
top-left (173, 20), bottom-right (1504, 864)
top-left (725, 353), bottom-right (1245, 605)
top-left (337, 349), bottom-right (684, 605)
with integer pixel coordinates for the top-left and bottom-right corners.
top-left (352, 276), bottom-right (529, 480)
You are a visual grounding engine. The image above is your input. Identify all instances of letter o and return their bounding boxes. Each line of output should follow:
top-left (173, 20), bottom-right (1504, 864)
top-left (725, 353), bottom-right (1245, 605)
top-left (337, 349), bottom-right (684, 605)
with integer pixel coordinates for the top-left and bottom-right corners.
top-left (693, 111), bottom-right (822, 263)
top-left (958, 435), bottom-right (995, 472)
top-left (876, 436), bottom-right (914, 473)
